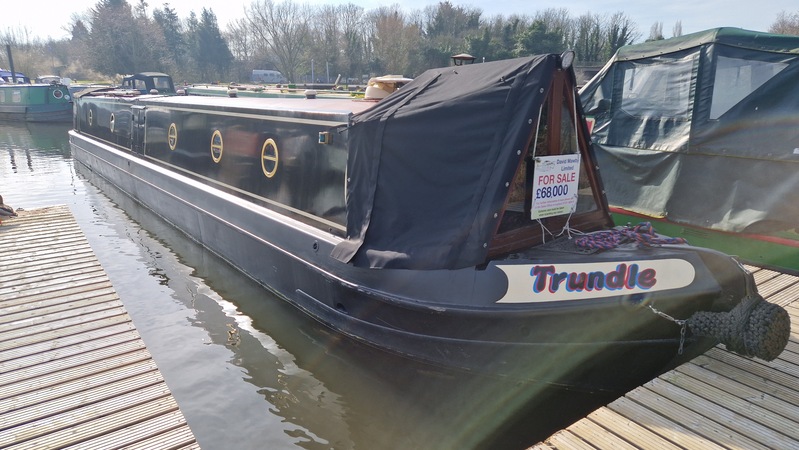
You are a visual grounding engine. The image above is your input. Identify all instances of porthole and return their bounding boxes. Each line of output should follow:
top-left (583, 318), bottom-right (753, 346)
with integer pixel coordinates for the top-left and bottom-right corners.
top-left (53, 89), bottom-right (63, 99)
top-left (87, 108), bottom-right (94, 127)
top-left (109, 113), bottom-right (116, 133)
top-left (168, 123), bottom-right (178, 150)
top-left (261, 138), bottom-right (279, 178)
top-left (211, 130), bottom-right (223, 163)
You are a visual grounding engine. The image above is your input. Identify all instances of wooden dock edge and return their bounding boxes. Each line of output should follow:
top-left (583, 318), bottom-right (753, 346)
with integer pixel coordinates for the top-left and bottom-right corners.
top-left (532, 266), bottom-right (799, 449)
top-left (0, 205), bottom-right (200, 449)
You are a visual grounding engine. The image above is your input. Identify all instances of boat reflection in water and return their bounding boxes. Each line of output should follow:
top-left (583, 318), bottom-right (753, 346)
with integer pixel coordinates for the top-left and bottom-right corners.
top-left (68, 52), bottom-right (790, 447)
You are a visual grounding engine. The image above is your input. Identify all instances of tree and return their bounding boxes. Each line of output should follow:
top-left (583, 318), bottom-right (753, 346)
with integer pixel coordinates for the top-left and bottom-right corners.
top-left (247, 0), bottom-right (311, 83)
top-left (88, 0), bottom-right (138, 74)
top-left (514, 19), bottom-right (563, 57)
top-left (365, 6), bottom-right (420, 76)
top-left (339, 4), bottom-right (367, 82)
top-left (419, 1), bottom-right (483, 69)
top-left (226, 18), bottom-right (257, 82)
top-left (573, 13), bottom-right (604, 64)
top-left (647, 22), bottom-right (664, 41)
top-left (770, 10), bottom-right (799, 35)
top-left (672, 21), bottom-right (683, 38)
top-left (308, 5), bottom-right (343, 83)
top-left (190, 8), bottom-right (232, 81)
top-left (153, 3), bottom-right (187, 78)
top-left (606, 12), bottom-right (639, 59)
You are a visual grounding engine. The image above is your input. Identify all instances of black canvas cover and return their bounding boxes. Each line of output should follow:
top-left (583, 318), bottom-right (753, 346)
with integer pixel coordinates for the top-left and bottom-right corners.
top-left (332, 55), bottom-right (557, 269)
top-left (580, 28), bottom-right (799, 234)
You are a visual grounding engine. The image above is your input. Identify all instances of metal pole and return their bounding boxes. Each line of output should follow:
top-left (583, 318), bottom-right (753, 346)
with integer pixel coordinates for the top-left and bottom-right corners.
top-left (5, 45), bottom-right (17, 83)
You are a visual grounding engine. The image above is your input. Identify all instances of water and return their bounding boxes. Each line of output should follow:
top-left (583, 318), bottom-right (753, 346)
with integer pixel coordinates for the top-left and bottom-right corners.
top-left (0, 122), bottom-right (611, 450)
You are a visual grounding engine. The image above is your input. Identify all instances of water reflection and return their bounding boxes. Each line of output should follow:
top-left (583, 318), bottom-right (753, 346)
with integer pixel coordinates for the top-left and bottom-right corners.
top-left (0, 122), bottom-right (612, 450)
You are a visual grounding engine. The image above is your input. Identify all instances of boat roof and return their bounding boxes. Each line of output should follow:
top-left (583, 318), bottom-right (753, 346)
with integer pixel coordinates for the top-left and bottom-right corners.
top-left (613, 27), bottom-right (799, 61)
top-left (141, 94), bottom-right (378, 118)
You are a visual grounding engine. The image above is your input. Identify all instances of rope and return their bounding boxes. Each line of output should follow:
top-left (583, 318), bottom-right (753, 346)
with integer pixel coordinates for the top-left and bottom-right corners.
top-left (574, 222), bottom-right (687, 250)
top-left (686, 294), bottom-right (790, 361)
top-left (652, 295), bottom-right (791, 361)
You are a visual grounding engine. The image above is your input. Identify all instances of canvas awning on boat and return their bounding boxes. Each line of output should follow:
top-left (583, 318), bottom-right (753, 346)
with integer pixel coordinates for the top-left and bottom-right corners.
top-left (332, 55), bottom-right (558, 269)
top-left (579, 27), bottom-right (799, 234)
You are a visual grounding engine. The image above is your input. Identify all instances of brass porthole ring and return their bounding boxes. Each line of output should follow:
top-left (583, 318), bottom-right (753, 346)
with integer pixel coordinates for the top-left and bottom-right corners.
top-left (261, 138), bottom-right (279, 178)
top-left (211, 130), bottom-right (223, 163)
top-left (168, 123), bottom-right (178, 150)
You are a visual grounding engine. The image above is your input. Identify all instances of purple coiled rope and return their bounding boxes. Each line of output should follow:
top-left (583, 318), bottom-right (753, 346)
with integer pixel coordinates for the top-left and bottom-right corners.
top-left (574, 222), bottom-right (687, 250)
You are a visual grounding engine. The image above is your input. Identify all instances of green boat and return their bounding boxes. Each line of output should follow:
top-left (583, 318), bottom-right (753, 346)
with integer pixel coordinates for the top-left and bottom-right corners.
top-left (579, 28), bottom-right (799, 273)
top-left (0, 70), bottom-right (73, 123)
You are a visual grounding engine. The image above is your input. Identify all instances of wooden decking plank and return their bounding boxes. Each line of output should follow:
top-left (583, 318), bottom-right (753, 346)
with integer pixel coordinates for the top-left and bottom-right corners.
top-left (109, 425), bottom-right (198, 450)
top-left (663, 365), bottom-right (799, 440)
top-left (688, 354), bottom-right (799, 405)
top-left (0, 222), bottom-right (82, 246)
top-left (0, 349), bottom-right (153, 400)
top-left (0, 322), bottom-right (136, 363)
top-left (0, 280), bottom-right (115, 309)
top-left (767, 284), bottom-right (799, 307)
top-left (0, 359), bottom-right (160, 414)
top-left (60, 411), bottom-right (190, 449)
top-left (0, 372), bottom-right (165, 433)
top-left (605, 397), bottom-right (726, 450)
top-left (2, 395), bottom-right (179, 450)
top-left (640, 377), bottom-right (792, 449)
top-left (535, 273), bottom-right (799, 450)
top-left (0, 230), bottom-right (86, 252)
top-left (0, 206), bottom-right (198, 448)
top-left (0, 288), bottom-right (117, 319)
top-left (2, 258), bottom-right (101, 285)
top-left (756, 272), bottom-right (799, 298)
top-left (0, 383), bottom-right (169, 448)
top-left (0, 270), bottom-right (110, 299)
top-left (0, 308), bottom-right (130, 348)
top-left (567, 411), bottom-right (643, 450)
top-left (543, 430), bottom-right (596, 450)
top-left (0, 242), bottom-right (94, 267)
top-left (582, 406), bottom-right (684, 450)
top-left (3, 239), bottom-right (94, 257)
top-left (0, 337), bottom-right (146, 387)
top-left (2, 254), bottom-right (100, 281)
top-left (703, 348), bottom-right (799, 391)
top-left (625, 383), bottom-right (770, 450)
top-left (708, 346), bottom-right (799, 379)
top-left (0, 265), bottom-right (107, 294)
top-left (0, 295), bottom-right (123, 330)
top-left (751, 267), bottom-right (782, 286)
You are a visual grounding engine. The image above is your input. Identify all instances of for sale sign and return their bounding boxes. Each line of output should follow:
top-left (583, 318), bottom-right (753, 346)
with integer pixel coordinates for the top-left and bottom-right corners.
top-left (531, 154), bottom-right (581, 219)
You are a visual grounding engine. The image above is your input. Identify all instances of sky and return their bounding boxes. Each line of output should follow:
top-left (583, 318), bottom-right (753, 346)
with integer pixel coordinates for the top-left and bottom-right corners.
top-left (0, 0), bottom-right (796, 42)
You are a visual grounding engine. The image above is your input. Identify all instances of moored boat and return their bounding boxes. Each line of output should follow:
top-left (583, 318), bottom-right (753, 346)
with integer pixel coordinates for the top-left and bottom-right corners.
top-left (579, 27), bottom-right (799, 273)
top-left (69, 53), bottom-right (790, 394)
top-left (0, 69), bottom-right (73, 123)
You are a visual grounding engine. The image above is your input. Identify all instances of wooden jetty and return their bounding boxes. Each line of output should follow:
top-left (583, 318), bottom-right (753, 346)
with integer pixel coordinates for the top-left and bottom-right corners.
top-left (0, 205), bottom-right (199, 449)
top-left (533, 266), bottom-right (799, 450)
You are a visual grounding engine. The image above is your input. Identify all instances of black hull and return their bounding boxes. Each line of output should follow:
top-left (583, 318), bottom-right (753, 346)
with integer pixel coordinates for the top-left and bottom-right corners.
top-left (70, 131), bottom-right (730, 394)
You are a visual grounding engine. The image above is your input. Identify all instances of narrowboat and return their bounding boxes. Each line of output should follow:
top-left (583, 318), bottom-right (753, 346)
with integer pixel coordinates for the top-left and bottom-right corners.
top-left (0, 69), bottom-right (73, 122)
top-left (69, 53), bottom-right (790, 394)
top-left (580, 28), bottom-right (799, 273)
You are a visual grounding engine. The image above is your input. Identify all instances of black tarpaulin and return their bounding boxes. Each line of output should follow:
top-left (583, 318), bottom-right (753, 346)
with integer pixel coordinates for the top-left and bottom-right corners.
top-left (331, 55), bottom-right (557, 269)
